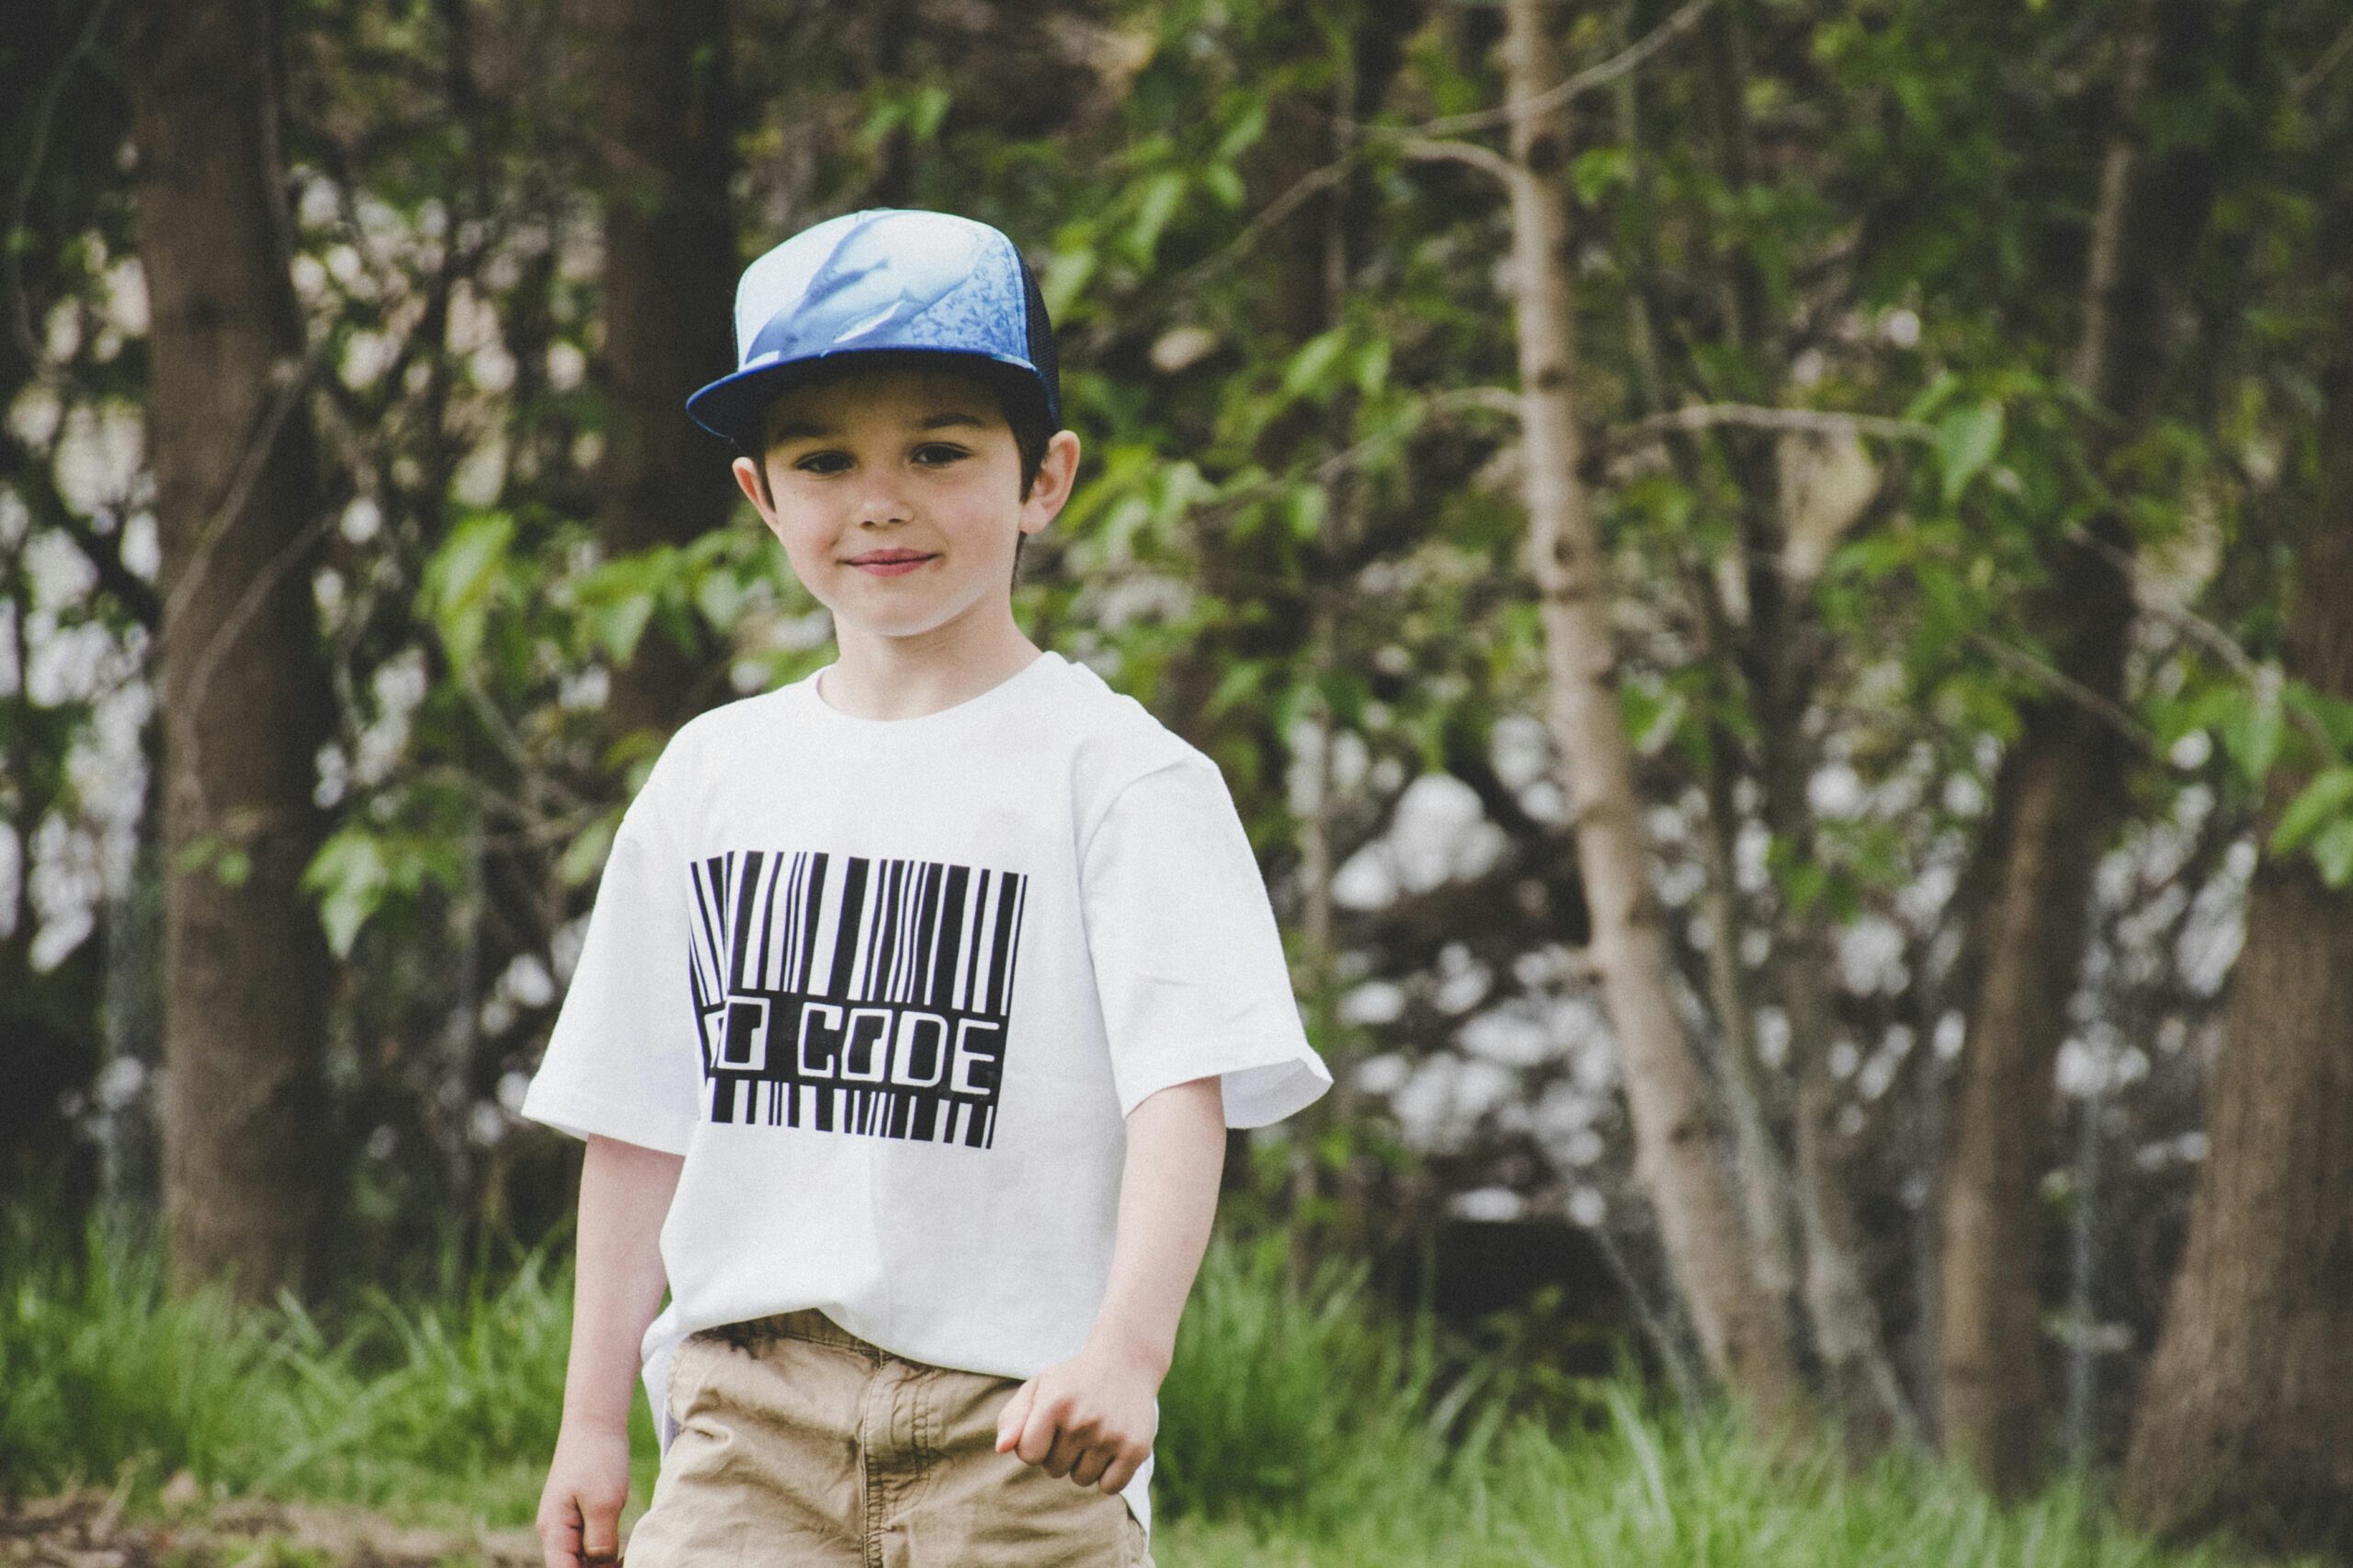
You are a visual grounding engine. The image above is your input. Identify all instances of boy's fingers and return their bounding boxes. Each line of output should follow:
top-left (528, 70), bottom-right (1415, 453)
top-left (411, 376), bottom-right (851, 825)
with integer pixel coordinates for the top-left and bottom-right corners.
top-left (577, 1489), bottom-right (626, 1565)
top-left (1097, 1453), bottom-right (1141, 1494)
top-left (1017, 1392), bottom-right (1065, 1465)
top-left (1041, 1428), bottom-right (1085, 1477)
top-left (995, 1379), bottom-right (1036, 1452)
top-left (579, 1505), bottom-right (621, 1565)
top-left (537, 1499), bottom-right (579, 1568)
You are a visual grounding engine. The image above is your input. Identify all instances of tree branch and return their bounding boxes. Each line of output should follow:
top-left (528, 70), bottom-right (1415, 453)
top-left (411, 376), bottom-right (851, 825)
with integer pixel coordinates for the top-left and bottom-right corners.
top-left (1603, 402), bottom-right (1937, 453)
top-left (1966, 628), bottom-right (2154, 755)
top-left (1395, 135), bottom-right (1519, 185)
top-left (2294, 16), bottom-right (2353, 97)
top-left (1410, 0), bottom-right (1717, 137)
top-left (2060, 518), bottom-right (2335, 755)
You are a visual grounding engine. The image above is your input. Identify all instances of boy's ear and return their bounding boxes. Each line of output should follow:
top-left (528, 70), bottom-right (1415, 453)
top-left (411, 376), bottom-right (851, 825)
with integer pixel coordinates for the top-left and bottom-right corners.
top-left (1025, 429), bottom-right (1083, 523)
top-left (733, 455), bottom-right (779, 528)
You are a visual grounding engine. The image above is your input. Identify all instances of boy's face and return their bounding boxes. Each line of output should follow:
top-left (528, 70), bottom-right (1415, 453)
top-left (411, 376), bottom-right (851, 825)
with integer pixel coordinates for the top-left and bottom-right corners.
top-left (731, 363), bottom-right (1079, 646)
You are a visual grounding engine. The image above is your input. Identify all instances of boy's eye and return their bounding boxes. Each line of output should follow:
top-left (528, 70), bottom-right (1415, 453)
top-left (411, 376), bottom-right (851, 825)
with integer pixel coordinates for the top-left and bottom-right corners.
top-left (794, 451), bottom-right (851, 474)
top-left (913, 443), bottom-right (970, 465)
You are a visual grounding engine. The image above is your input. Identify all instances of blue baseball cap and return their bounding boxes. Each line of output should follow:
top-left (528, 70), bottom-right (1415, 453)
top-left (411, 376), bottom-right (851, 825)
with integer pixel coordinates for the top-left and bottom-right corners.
top-left (686, 208), bottom-right (1062, 450)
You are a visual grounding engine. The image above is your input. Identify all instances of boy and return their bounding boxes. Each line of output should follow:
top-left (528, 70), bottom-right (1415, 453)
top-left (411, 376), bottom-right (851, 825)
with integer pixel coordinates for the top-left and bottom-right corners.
top-left (521, 208), bottom-right (1332, 1567)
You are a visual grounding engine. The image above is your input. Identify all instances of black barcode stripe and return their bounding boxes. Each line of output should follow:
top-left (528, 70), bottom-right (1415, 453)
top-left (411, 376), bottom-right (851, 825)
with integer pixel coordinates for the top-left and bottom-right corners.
top-left (983, 869), bottom-right (1021, 1016)
top-left (929, 865), bottom-right (970, 1009)
top-left (996, 873), bottom-right (1029, 1016)
top-left (794, 852), bottom-right (826, 994)
top-left (827, 856), bottom-right (870, 1002)
top-left (730, 851), bottom-right (766, 992)
top-left (858, 858), bottom-right (889, 1002)
top-left (961, 870), bottom-right (992, 1013)
top-left (755, 851), bottom-right (781, 992)
top-left (894, 863), bottom-right (921, 1003)
top-left (689, 858), bottom-right (731, 1013)
top-left (882, 858), bottom-right (911, 1000)
top-left (904, 861), bottom-right (933, 1003)
top-left (909, 862), bottom-right (941, 1006)
top-left (877, 859), bottom-right (905, 1003)
top-left (780, 851), bottom-right (807, 992)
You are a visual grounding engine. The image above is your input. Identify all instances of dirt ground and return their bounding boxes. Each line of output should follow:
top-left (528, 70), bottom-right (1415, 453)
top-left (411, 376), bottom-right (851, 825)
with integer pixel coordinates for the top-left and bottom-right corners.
top-left (0, 1480), bottom-right (542, 1568)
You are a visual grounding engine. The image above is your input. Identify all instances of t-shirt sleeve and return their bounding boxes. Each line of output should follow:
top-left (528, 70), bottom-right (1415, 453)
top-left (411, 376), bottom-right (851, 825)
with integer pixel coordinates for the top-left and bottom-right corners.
top-left (1082, 753), bottom-right (1333, 1128)
top-left (518, 759), bottom-right (701, 1156)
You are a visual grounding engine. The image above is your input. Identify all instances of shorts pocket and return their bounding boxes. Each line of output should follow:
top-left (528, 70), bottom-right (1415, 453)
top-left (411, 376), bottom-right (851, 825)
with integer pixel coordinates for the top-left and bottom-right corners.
top-left (664, 1331), bottom-right (717, 1427)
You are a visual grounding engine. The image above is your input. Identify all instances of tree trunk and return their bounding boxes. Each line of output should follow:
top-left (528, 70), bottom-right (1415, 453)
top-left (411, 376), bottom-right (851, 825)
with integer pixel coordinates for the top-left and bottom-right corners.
top-left (1619, 7), bottom-right (1803, 1352)
top-left (1501, 0), bottom-right (1806, 1428)
top-left (2117, 278), bottom-right (2353, 1563)
top-left (580, 0), bottom-right (739, 742)
top-left (122, 0), bottom-right (336, 1302)
top-left (1694, 0), bottom-right (1910, 1444)
top-left (1937, 0), bottom-right (2220, 1495)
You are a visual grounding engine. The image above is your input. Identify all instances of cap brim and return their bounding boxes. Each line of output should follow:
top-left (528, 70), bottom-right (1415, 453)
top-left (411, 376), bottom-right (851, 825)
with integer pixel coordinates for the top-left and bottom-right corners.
top-left (686, 348), bottom-right (1055, 449)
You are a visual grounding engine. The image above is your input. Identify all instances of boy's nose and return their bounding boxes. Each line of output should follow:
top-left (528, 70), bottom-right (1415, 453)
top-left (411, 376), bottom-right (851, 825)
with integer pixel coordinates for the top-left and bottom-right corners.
top-left (855, 489), bottom-right (913, 526)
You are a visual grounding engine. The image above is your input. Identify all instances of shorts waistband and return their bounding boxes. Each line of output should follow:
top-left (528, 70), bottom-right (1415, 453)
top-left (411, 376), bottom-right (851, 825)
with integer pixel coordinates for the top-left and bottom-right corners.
top-left (706, 1307), bottom-right (882, 1358)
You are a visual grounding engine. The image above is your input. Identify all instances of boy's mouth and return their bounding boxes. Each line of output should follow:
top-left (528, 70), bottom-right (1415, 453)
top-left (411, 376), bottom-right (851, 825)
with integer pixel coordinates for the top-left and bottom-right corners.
top-left (846, 549), bottom-right (938, 576)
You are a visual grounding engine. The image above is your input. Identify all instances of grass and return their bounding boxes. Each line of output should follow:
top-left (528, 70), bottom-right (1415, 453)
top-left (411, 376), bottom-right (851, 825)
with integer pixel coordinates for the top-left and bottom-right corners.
top-left (0, 1208), bottom-right (2313, 1566)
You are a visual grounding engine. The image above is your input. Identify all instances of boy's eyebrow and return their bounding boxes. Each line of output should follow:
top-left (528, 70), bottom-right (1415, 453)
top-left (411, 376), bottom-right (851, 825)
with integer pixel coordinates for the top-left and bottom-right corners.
top-left (768, 411), bottom-right (993, 443)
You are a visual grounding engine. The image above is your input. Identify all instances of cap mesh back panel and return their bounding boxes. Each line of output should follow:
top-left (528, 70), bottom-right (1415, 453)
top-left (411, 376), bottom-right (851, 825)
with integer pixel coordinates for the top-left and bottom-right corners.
top-left (1018, 257), bottom-right (1061, 426)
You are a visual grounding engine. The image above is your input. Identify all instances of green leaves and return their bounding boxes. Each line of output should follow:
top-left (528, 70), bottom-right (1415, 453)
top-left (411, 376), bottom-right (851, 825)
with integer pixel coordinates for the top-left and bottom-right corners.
top-left (418, 510), bottom-right (516, 676)
top-left (301, 827), bottom-right (465, 960)
top-left (2217, 680), bottom-right (2288, 789)
top-left (1281, 330), bottom-right (1348, 402)
top-left (2270, 767), bottom-right (2353, 873)
top-left (574, 547), bottom-right (672, 665)
top-left (1936, 402), bottom-right (2004, 502)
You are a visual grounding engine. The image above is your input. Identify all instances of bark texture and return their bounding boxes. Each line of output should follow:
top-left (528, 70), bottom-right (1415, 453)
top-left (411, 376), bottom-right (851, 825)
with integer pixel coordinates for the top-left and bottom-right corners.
top-left (2117, 290), bottom-right (2353, 1562)
top-left (581, 0), bottom-right (739, 741)
top-left (1937, 0), bottom-right (2219, 1494)
top-left (1502, 0), bottom-right (1806, 1428)
top-left (122, 0), bottom-right (336, 1301)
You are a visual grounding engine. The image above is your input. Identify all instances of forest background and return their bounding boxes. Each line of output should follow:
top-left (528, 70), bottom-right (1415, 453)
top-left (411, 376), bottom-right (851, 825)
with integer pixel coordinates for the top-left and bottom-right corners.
top-left (4, 0), bottom-right (2351, 1561)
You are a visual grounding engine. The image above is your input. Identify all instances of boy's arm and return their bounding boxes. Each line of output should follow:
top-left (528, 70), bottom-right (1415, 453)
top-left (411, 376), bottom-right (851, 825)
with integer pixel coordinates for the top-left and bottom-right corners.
top-left (565, 1132), bottom-right (683, 1426)
top-left (536, 1133), bottom-right (681, 1568)
top-left (1086, 1075), bottom-right (1227, 1377)
top-left (997, 1075), bottom-right (1225, 1492)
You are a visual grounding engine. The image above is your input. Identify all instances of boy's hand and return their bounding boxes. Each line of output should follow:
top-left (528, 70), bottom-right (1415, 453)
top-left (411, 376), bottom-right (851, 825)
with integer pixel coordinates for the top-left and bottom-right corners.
top-left (994, 1338), bottom-right (1162, 1494)
top-left (536, 1418), bottom-right (632, 1567)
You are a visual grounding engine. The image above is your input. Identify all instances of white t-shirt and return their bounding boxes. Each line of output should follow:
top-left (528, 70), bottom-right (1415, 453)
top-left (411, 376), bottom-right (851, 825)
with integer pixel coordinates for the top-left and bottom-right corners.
top-left (518, 648), bottom-right (1332, 1541)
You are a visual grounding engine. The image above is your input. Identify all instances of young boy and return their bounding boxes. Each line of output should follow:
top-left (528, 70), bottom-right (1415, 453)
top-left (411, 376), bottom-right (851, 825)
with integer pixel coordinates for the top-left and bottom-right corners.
top-left (521, 208), bottom-right (1332, 1567)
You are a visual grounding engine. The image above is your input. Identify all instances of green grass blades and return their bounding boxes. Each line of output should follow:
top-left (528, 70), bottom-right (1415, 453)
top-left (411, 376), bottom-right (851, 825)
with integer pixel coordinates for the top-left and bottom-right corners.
top-left (0, 1207), bottom-right (275, 1502)
top-left (0, 1209), bottom-right (2321, 1566)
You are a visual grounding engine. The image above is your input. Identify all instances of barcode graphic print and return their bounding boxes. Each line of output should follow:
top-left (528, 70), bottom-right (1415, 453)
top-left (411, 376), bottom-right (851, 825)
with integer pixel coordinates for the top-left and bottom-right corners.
top-left (686, 850), bottom-right (1028, 1149)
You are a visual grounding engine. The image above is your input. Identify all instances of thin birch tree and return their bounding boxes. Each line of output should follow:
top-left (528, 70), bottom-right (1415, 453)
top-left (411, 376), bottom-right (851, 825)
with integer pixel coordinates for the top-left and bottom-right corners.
top-left (1497, 0), bottom-right (1806, 1428)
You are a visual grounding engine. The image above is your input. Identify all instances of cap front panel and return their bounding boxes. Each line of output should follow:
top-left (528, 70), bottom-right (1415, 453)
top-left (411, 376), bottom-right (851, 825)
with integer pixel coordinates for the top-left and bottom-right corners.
top-left (739, 210), bottom-right (1028, 371)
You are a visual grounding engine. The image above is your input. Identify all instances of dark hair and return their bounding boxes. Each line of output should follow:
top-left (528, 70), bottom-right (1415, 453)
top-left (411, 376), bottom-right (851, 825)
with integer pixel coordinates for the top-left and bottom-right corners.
top-left (738, 357), bottom-right (1054, 582)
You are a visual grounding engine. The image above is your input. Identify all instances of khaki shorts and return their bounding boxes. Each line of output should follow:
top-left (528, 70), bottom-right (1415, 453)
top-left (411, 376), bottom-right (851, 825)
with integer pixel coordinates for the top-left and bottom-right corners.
top-left (623, 1309), bottom-right (1155, 1568)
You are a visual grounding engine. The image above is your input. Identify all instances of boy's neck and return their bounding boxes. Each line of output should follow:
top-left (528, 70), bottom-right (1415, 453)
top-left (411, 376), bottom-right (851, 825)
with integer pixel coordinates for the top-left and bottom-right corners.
top-left (819, 619), bottom-right (1044, 722)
